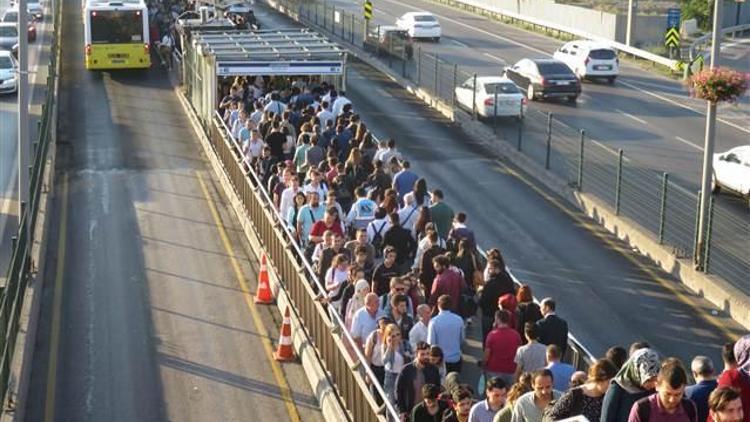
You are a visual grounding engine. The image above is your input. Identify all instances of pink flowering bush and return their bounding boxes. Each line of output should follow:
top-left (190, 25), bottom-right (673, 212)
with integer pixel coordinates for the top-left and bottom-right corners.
top-left (688, 67), bottom-right (748, 103)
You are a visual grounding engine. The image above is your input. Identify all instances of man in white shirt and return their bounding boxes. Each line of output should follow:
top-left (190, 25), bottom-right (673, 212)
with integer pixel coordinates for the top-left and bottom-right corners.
top-left (264, 92), bottom-right (286, 115)
top-left (332, 91), bottom-right (352, 117)
top-left (350, 293), bottom-right (380, 351)
top-left (398, 194), bottom-right (419, 238)
top-left (316, 100), bottom-right (334, 128)
top-left (278, 176), bottom-right (301, 221)
top-left (409, 304), bottom-right (432, 352)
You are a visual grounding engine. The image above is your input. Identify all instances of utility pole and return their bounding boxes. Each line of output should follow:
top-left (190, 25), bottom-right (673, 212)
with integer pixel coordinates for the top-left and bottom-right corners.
top-left (18, 0), bottom-right (29, 242)
top-left (625, 0), bottom-right (637, 46)
top-left (695, 0), bottom-right (723, 269)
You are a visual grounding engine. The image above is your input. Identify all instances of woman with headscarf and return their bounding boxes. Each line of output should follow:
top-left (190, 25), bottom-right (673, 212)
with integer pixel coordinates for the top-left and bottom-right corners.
top-left (345, 279), bottom-right (370, 330)
top-left (601, 348), bottom-right (660, 422)
top-left (717, 334), bottom-right (750, 422)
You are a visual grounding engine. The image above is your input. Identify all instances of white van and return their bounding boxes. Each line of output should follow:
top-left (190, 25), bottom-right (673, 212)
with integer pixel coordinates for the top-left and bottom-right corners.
top-left (553, 40), bottom-right (619, 83)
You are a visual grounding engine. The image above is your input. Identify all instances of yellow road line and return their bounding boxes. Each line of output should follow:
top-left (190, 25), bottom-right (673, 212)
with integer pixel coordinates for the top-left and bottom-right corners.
top-left (195, 171), bottom-right (301, 422)
top-left (44, 173), bottom-right (68, 422)
top-left (498, 162), bottom-right (739, 341)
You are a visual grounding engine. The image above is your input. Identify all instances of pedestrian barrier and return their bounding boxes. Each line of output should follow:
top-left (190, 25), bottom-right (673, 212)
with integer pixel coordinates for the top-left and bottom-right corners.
top-left (0, 0), bottom-right (62, 409)
top-left (266, 0), bottom-right (749, 299)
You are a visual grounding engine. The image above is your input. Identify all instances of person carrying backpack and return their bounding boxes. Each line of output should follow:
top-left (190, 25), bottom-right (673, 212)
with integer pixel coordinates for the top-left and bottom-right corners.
top-left (366, 207), bottom-right (391, 258)
top-left (628, 358), bottom-right (698, 422)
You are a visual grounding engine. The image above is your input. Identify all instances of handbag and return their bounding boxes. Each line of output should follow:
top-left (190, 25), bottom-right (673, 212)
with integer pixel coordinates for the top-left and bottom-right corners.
top-left (471, 254), bottom-right (484, 288)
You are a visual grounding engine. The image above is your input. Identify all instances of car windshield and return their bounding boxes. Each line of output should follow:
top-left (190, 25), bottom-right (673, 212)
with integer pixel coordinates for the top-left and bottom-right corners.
top-left (589, 49), bottom-right (616, 60)
top-left (0, 56), bottom-right (12, 68)
top-left (484, 82), bottom-right (520, 94)
top-left (414, 15), bottom-right (436, 22)
top-left (2, 12), bottom-right (18, 22)
top-left (537, 62), bottom-right (573, 75)
top-left (0, 26), bottom-right (18, 37)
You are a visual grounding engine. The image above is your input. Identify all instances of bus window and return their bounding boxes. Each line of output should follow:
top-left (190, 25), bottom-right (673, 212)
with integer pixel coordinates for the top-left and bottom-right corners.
top-left (90, 10), bottom-right (143, 44)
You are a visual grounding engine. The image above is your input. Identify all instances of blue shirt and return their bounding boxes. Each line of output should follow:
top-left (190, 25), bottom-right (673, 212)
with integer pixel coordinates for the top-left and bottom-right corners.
top-left (685, 379), bottom-right (717, 422)
top-left (296, 204), bottom-right (325, 245)
top-left (547, 361), bottom-right (576, 393)
top-left (393, 169), bottom-right (419, 201)
top-left (427, 310), bottom-right (465, 363)
top-left (346, 198), bottom-right (377, 229)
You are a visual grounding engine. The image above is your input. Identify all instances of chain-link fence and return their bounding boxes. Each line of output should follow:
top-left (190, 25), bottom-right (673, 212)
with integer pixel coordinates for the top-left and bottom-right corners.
top-left (269, 0), bottom-right (750, 294)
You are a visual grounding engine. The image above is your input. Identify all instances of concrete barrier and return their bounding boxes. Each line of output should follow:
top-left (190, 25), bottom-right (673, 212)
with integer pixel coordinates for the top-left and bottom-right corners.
top-left (175, 87), bottom-right (351, 422)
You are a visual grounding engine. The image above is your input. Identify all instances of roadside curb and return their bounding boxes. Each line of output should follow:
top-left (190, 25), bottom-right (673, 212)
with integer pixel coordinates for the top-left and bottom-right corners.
top-left (264, 0), bottom-right (750, 331)
top-left (174, 87), bottom-right (351, 422)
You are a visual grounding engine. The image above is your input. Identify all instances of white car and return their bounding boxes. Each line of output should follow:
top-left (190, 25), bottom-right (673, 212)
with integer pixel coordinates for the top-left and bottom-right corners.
top-left (0, 50), bottom-right (18, 94)
top-left (27, 0), bottom-right (44, 20)
top-left (553, 40), bottom-right (619, 83)
top-left (454, 76), bottom-right (527, 119)
top-left (713, 145), bottom-right (750, 200)
top-left (396, 12), bottom-right (441, 41)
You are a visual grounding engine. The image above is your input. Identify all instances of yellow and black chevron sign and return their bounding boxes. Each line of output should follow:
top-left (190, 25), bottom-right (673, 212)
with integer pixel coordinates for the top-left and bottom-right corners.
top-left (364, 0), bottom-right (373, 20)
top-left (664, 27), bottom-right (680, 47)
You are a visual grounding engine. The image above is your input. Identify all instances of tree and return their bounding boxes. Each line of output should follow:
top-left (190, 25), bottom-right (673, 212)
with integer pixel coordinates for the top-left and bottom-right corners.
top-left (681, 0), bottom-right (713, 30)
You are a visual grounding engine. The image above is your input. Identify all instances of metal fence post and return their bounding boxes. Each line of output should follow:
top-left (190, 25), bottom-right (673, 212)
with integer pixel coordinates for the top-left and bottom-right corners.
top-left (315, 2), bottom-right (318, 24)
top-left (417, 46), bottom-right (422, 85)
top-left (577, 129), bottom-right (585, 190)
top-left (493, 85), bottom-right (498, 134)
top-left (517, 122), bottom-right (522, 151)
top-left (545, 113), bottom-right (552, 170)
top-left (471, 73), bottom-right (477, 119)
top-left (351, 14), bottom-right (355, 44)
top-left (452, 64), bottom-right (458, 109)
top-left (434, 54), bottom-right (439, 96)
top-left (658, 172), bottom-right (669, 244)
top-left (615, 149), bottom-right (624, 215)
top-left (693, 190), bottom-right (702, 266)
top-left (703, 194), bottom-right (715, 272)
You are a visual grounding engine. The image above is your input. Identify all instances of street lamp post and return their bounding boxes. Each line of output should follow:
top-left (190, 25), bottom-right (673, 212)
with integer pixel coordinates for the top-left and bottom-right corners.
top-left (695, 0), bottom-right (723, 269)
top-left (18, 0), bottom-right (30, 243)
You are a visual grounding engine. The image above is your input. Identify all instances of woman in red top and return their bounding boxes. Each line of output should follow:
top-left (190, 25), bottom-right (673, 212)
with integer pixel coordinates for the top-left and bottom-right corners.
top-left (716, 335), bottom-right (750, 422)
top-left (482, 309), bottom-right (521, 387)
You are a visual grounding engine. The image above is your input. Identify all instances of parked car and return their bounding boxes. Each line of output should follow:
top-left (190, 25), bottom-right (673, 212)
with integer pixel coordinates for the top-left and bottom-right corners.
top-left (503, 58), bottom-right (581, 103)
top-left (396, 12), bottom-right (441, 41)
top-left (713, 145), bottom-right (750, 202)
top-left (9, 0), bottom-right (43, 20)
top-left (0, 23), bottom-right (19, 55)
top-left (1, 7), bottom-right (36, 42)
top-left (553, 40), bottom-right (619, 83)
top-left (0, 50), bottom-right (18, 94)
top-left (454, 76), bottom-right (526, 119)
top-left (365, 25), bottom-right (413, 59)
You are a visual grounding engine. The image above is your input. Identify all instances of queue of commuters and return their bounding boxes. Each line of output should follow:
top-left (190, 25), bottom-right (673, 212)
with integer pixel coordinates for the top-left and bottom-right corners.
top-left (218, 75), bottom-right (750, 422)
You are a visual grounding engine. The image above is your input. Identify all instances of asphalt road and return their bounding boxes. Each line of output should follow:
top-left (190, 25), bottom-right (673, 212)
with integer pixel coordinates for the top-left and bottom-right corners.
top-left (0, 0), bottom-right (50, 279)
top-left (257, 2), bottom-right (747, 380)
top-left (22, 1), bottom-right (323, 420)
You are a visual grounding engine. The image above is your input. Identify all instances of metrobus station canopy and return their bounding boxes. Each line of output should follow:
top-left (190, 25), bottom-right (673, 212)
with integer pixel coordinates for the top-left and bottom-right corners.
top-left (182, 28), bottom-right (347, 124)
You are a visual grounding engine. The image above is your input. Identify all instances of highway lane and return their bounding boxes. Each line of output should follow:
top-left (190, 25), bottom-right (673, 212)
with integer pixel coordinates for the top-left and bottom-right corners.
top-left (257, 2), bottom-right (747, 375)
top-left (324, 0), bottom-right (749, 192)
top-left (0, 0), bottom-right (50, 277)
top-left (22, 0), bottom-right (323, 420)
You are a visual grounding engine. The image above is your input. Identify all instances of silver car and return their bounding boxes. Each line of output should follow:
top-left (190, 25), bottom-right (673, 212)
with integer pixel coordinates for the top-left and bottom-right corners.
top-left (8, 1), bottom-right (43, 20)
top-left (0, 23), bottom-right (19, 54)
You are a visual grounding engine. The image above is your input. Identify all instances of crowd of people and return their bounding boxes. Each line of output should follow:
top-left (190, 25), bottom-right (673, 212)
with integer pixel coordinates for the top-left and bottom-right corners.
top-left (218, 74), bottom-right (750, 422)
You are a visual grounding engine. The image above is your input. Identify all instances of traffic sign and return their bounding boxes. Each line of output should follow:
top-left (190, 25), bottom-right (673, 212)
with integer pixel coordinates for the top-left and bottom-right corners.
top-left (364, 0), bottom-right (373, 20)
top-left (664, 27), bottom-right (680, 48)
top-left (667, 8), bottom-right (681, 28)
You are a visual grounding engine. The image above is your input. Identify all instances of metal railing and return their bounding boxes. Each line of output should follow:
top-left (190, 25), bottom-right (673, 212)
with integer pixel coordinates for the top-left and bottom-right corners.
top-left (689, 23), bottom-right (750, 61)
top-left (0, 0), bottom-right (61, 408)
top-left (266, 0), bottom-right (750, 296)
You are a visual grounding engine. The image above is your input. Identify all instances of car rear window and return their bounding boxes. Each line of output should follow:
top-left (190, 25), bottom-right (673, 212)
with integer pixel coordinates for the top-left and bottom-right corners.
top-left (589, 49), bottom-right (616, 60)
top-left (0, 56), bottom-right (11, 68)
top-left (414, 15), bottom-right (436, 22)
top-left (484, 82), bottom-right (520, 94)
top-left (537, 62), bottom-right (572, 75)
top-left (2, 12), bottom-right (18, 23)
top-left (0, 26), bottom-right (17, 37)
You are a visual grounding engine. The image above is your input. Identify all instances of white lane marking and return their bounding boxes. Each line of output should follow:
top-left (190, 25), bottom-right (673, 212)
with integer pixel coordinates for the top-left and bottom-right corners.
top-left (482, 52), bottom-right (506, 64)
top-left (450, 38), bottom-right (469, 48)
top-left (674, 136), bottom-right (704, 152)
top-left (380, 0), bottom-right (750, 136)
top-left (614, 108), bottom-right (648, 125)
top-left (721, 38), bottom-right (750, 50)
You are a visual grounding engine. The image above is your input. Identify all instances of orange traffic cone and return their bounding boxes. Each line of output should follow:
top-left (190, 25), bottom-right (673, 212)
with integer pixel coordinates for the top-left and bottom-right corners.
top-left (274, 306), bottom-right (295, 362)
top-left (254, 254), bottom-right (274, 304)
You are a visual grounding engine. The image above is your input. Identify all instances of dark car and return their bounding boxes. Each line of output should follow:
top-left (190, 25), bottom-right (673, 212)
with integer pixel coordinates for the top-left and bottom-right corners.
top-left (503, 58), bottom-right (581, 103)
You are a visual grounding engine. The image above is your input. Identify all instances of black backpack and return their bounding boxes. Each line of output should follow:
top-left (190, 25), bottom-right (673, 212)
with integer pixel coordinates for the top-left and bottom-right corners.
top-left (371, 221), bottom-right (387, 258)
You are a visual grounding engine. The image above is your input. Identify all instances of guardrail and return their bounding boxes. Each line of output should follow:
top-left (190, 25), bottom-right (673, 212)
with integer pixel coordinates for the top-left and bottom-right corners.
top-left (689, 23), bottom-right (750, 60)
top-left (0, 0), bottom-right (61, 409)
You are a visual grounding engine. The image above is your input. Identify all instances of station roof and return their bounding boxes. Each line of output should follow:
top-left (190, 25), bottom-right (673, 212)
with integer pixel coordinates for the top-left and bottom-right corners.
top-left (191, 28), bottom-right (345, 62)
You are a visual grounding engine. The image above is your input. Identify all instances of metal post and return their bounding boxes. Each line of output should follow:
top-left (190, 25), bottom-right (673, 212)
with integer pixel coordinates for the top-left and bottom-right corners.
top-left (545, 113), bottom-right (552, 170)
top-left (517, 121), bottom-right (522, 151)
top-left (658, 172), bottom-right (669, 244)
top-left (693, 190), bottom-right (702, 264)
top-left (315, 2), bottom-right (318, 24)
top-left (351, 14), bottom-right (355, 44)
top-left (471, 73), bottom-right (477, 119)
top-left (625, 0), bottom-right (636, 46)
top-left (452, 64), bottom-right (458, 109)
top-left (695, 0), bottom-right (723, 269)
top-left (577, 129), bottom-right (585, 190)
top-left (434, 54), bottom-right (439, 96)
top-left (703, 194), bottom-right (715, 272)
top-left (323, 1), bottom-right (327, 28)
top-left (18, 0), bottom-right (30, 243)
top-left (417, 46), bottom-right (422, 85)
top-left (736, 2), bottom-right (742, 27)
top-left (493, 85), bottom-right (498, 134)
top-left (615, 149), bottom-right (624, 215)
